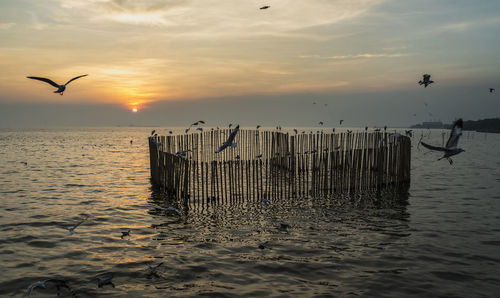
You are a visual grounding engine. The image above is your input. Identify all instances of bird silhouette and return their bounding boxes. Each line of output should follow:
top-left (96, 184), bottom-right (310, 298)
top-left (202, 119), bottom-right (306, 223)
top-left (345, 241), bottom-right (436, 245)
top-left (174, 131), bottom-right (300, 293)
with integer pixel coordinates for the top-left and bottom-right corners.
top-left (216, 125), bottom-right (239, 153)
top-left (27, 74), bottom-right (88, 95)
top-left (418, 74), bottom-right (434, 88)
top-left (420, 118), bottom-right (464, 164)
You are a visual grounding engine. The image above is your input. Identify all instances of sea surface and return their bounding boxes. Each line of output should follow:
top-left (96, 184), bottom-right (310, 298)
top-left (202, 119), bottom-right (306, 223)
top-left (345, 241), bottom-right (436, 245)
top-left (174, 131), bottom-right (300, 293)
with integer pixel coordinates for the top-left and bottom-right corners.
top-left (0, 127), bottom-right (499, 297)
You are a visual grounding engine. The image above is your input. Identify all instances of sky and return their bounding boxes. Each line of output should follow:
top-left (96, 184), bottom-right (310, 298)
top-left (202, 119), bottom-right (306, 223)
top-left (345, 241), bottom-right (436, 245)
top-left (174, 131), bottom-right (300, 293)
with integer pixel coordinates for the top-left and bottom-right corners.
top-left (0, 0), bottom-right (499, 127)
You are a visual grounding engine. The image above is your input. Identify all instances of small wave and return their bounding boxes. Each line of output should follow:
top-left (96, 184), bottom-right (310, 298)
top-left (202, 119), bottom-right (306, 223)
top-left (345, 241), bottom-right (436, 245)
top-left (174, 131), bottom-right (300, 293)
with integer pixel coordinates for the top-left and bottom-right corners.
top-left (28, 240), bottom-right (59, 248)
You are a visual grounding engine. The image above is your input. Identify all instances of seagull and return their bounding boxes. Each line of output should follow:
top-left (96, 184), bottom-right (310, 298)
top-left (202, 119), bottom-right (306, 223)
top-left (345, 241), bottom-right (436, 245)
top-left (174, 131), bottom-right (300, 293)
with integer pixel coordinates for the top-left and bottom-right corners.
top-left (276, 222), bottom-right (289, 232)
top-left (418, 74), bottom-right (434, 88)
top-left (339, 120), bottom-right (344, 125)
top-left (67, 216), bottom-right (88, 235)
top-left (147, 262), bottom-right (164, 275)
top-left (198, 120), bottom-right (205, 124)
top-left (256, 125), bottom-right (261, 129)
top-left (27, 280), bottom-right (51, 297)
top-left (185, 128), bottom-right (189, 133)
top-left (215, 125), bottom-right (239, 153)
top-left (163, 206), bottom-right (182, 215)
top-left (27, 279), bottom-right (70, 297)
top-left (196, 127), bottom-right (203, 132)
top-left (27, 74), bottom-right (88, 95)
top-left (260, 5), bottom-right (270, 10)
top-left (97, 274), bottom-right (115, 288)
top-left (319, 121), bottom-right (324, 125)
top-left (190, 121), bottom-right (199, 126)
top-left (151, 130), bottom-right (155, 136)
top-left (293, 129), bottom-right (298, 134)
top-left (175, 150), bottom-right (191, 159)
top-left (490, 88), bottom-right (495, 93)
top-left (121, 229), bottom-right (131, 239)
top-left (420, 118), bottom-right (464, 164)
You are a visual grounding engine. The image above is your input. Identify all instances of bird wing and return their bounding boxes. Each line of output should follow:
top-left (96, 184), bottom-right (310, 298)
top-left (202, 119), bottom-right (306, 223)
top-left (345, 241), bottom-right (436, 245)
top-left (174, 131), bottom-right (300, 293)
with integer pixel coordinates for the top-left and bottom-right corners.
top-left (226, 125), bottom-right (239, 144)
top-left (27, 76), bottom-right (60, 88)
top-left (420, 141), bottom-right (447, 152)
top-left (445, 118), bottom-right (463, 149)
top-left (64, 74), bottom-right (88, 86)
top-left (71, 218), bottom-right (87, 230)
top-left (216, 143), bottom-right (228, 153)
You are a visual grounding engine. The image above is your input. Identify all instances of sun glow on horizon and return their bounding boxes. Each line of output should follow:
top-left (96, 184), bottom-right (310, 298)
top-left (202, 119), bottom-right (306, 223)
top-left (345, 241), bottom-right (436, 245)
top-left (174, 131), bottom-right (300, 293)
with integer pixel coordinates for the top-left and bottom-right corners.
top-left (132, 107), bottom-right (138, 113)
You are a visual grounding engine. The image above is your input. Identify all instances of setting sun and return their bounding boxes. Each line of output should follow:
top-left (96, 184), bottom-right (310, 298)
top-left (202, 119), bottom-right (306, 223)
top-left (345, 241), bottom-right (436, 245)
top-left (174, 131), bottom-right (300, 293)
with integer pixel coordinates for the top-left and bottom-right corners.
top-left (132, 107), bottom-right (138, 113)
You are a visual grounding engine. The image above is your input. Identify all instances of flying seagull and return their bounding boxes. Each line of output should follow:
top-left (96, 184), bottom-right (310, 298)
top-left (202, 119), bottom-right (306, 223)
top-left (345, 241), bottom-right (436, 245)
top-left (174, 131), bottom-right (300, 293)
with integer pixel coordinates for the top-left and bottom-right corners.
top-left (319, 121), bottom-right (324, 125)
top-left (418, 74), bottom-right (434, 88)
top-left (27, 279), bottom-right (68, 297)
top-left (276, 222), bottom-right (289, 232)
top-left (147, 262), bottom-right (164, 275)
top-left (27, 74), bottom-right (88, 95)
top-left (97, 274), bottom-right (115, 288)
top-left (175, 150), bottom-right (191, 159)
top-left (216, 125), bottom-right (239, 153)
top-left (27, 280), bottom-right (51, 297)
top-left (490, 88), bottom-right (495, 93)
top-left (260, 6), bottom-right (270, 10)
top-left (420, 118), bottom-right (464, 164)
top-left (121, 229), bottom-right (131, 239)
top-left (67, 216), bottom-right (89, 235)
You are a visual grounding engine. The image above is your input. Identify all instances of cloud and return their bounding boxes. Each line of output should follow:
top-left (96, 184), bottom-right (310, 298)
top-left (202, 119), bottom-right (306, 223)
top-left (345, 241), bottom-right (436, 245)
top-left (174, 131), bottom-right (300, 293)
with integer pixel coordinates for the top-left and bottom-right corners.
top-left (56, 0), bottom-right (385, 36)
top-left (439, 16), bottom-right (500, 32)
top-left (0, 22), bottom-right (15, 30)
top-left (299, 53), bottom-right (409, 60)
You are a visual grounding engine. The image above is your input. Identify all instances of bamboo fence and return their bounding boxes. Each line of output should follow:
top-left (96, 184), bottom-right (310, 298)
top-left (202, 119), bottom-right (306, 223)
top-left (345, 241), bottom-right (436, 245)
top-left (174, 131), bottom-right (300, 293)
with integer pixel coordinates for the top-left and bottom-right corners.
top-left (149, 129), bottom-right (411, 206)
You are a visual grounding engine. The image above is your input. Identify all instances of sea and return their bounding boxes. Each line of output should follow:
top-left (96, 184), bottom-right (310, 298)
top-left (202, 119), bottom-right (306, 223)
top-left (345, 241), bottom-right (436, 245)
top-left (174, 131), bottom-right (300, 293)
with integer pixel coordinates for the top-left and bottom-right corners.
top-left (0, 127), bottom-right (499, 297)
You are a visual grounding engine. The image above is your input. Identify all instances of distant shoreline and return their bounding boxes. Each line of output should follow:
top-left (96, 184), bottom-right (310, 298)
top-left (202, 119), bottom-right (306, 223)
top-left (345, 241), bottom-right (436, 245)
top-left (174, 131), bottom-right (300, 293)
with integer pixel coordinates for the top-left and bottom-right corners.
top-left (410, 118), bottom-right (500, 133)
